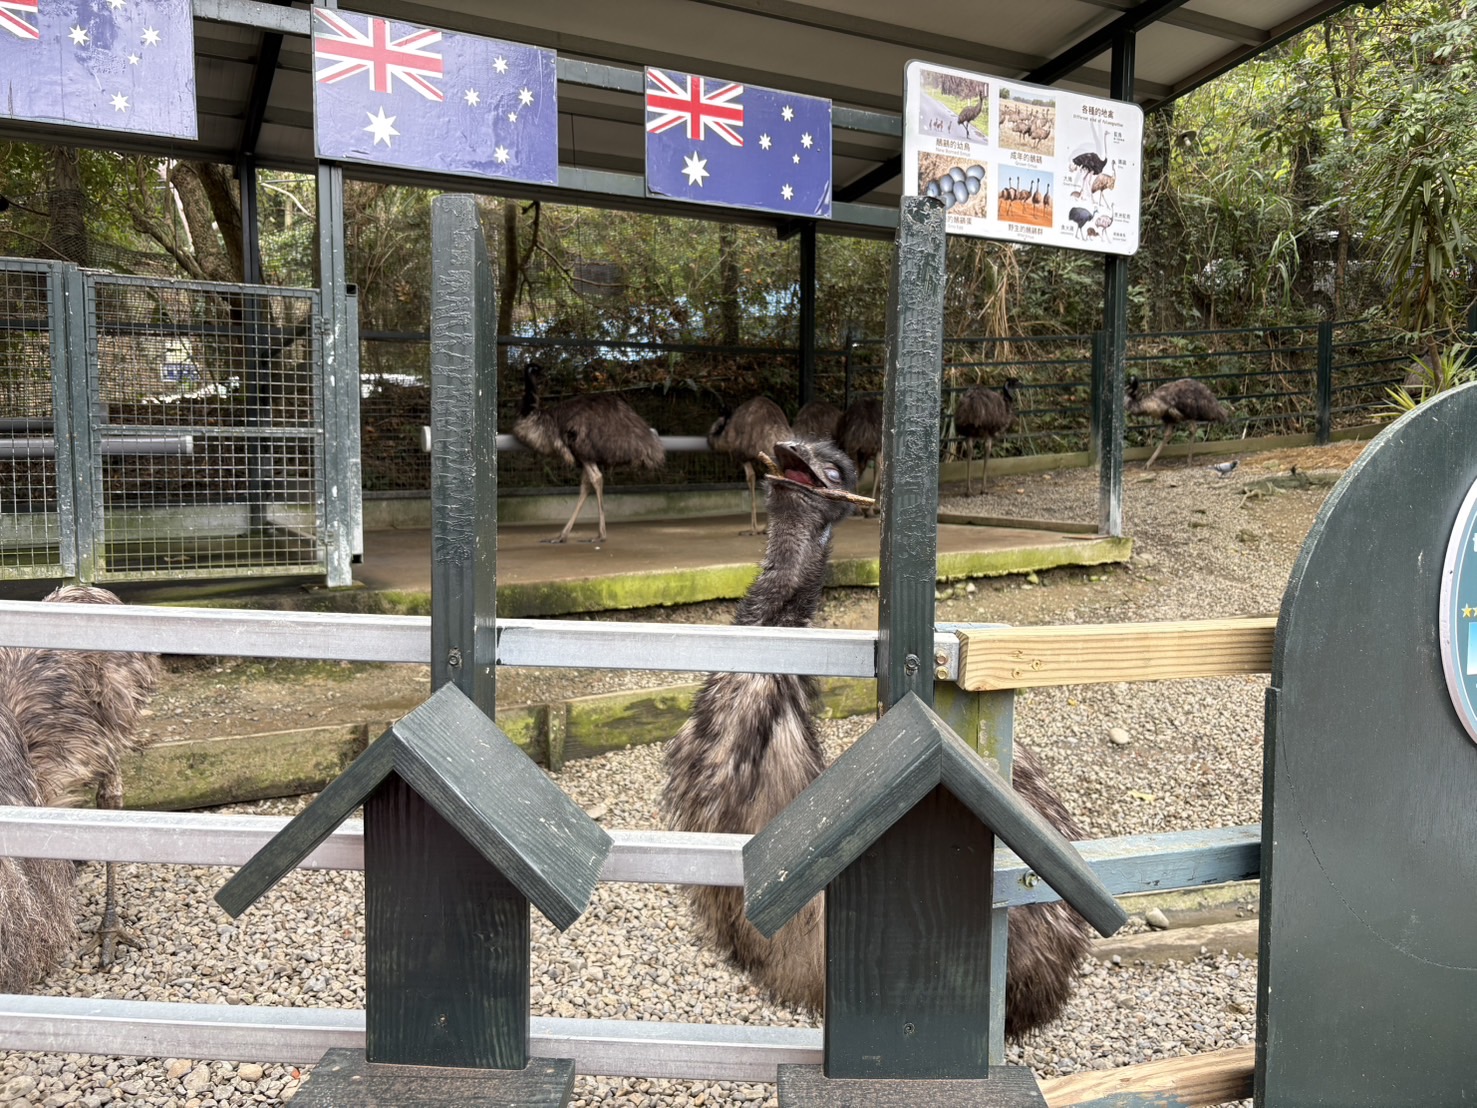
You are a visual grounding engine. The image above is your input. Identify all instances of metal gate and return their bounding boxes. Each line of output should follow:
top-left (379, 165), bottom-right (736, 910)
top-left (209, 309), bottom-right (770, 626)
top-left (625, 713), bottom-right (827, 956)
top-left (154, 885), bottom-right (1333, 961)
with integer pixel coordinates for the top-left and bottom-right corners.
top-left (1, 257), bottom-right (348, 586)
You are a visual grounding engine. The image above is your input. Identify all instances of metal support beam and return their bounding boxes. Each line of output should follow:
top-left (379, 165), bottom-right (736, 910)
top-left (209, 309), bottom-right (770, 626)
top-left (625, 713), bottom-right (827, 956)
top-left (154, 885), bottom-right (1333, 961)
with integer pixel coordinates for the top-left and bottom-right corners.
top-left (798, 223), bottom-right (817, 407)
top-left (1027, 0), bottom-right (1189, 85)
top-left (877, 198), bottom-right (947, 710)
top-left (239, 159), bottom-right (262, 286)
top-left (1096, 35), bottom-right (1134, 540)
top-left (316, 161), bottom-right (355, 587)
top-left (835, 156), bottom-right (902, 204)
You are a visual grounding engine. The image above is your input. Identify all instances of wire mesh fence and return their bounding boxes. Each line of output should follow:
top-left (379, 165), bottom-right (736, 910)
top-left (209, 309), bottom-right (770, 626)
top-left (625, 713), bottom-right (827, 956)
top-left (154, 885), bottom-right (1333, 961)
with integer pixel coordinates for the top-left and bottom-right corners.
top-left (84, 276), bottom-right (325, 580)
top-left (0, 262), bottom-right (66, 575)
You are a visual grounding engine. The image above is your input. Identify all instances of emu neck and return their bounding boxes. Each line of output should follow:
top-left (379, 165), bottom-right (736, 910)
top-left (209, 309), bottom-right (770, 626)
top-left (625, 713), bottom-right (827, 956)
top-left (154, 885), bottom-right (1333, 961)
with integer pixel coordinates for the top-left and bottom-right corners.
top-left (734, 507), bottom-right (832, 629)
top-left (519, 380), bottom-right (538, 417)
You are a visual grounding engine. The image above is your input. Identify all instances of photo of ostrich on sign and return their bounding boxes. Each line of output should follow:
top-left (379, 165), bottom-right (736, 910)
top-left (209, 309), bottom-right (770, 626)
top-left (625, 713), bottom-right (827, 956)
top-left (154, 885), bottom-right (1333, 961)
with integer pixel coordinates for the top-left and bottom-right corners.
top-left (998, 88), bottom-right (1056, 156)
top-left (918, 69), bottom-right (988, 142)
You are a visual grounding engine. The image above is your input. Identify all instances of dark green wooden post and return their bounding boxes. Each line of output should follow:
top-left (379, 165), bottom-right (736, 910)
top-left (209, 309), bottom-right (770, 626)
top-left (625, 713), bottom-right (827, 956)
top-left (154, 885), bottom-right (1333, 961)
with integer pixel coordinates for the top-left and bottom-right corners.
top-left (1098, 33), bottom-right (1133, 539)
top-left (877, 197), bottom-right (947, 711)
top-left (365, 194), bottom-right (513, 1069)
top-left (1315, 320), bottom-right (1334, 445)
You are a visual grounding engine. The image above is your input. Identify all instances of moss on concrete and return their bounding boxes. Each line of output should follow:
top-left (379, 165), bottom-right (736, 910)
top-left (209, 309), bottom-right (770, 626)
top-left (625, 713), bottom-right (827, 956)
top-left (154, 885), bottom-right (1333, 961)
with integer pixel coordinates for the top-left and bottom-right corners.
top-left (497, 564), bottom-right (761, 618)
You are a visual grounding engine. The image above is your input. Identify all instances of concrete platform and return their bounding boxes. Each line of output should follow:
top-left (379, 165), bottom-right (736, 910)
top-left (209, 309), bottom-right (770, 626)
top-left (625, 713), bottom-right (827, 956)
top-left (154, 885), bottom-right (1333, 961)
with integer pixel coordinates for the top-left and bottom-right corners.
top-left (356, 513), bottom-right (1130, 617)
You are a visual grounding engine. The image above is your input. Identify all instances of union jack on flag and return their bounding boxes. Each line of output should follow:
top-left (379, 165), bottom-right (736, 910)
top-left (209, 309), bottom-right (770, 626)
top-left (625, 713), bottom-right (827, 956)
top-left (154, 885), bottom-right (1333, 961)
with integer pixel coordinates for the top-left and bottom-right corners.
top-left (645, 69), bottom-right (744, 146)
top-left (645, 67), bottom-right (831, 219)
top-left (0, 0), bottom-right (39, 41)
top-left (311, 9), bottom-right (557, 184)
top-left (313, 10), bottom-right (444, 102)
top-left (0, 0), bottom-right (197, 138)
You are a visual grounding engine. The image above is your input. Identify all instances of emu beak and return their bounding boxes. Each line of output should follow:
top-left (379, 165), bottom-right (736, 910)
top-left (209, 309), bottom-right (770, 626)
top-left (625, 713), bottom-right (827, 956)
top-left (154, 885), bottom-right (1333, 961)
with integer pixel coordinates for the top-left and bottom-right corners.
top-left (757, 451), bottom-right (876, 509)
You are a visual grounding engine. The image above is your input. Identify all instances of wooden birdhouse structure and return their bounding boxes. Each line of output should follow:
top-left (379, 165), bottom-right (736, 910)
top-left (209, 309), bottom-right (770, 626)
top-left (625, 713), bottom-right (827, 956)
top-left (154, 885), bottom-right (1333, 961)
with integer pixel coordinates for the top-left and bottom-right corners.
top-left (216, 194), bottom-right (610, 1107)
top-left (745, 691), bottom-right (1126, 1105)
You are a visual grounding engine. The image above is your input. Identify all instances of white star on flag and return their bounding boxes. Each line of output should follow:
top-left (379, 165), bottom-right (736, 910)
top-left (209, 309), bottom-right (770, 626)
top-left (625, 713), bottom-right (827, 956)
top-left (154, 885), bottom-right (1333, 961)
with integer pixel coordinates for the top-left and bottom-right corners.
top-left (128, 54), bottom-right (140, 65)
top-left (518, 87), bottom-right (533, 106)
top-left (105, 0), bottom-right (125, 8)
top-left (781, 105), bottom-right (794, 121)
top-left (781, 183), bottom-right (793, 201)
top-left (682, 151), bottom-right (709, 187)
top-left (68, 25), bottom-right (88, 45)
top-left (494, 146), bottom-right (510, 163)
top-left (111, 93), bottom-right (128, 111)
top-left (792, 153), bottom-right (800, 164)
top-left (493, 56), bottom-right (508, 73)
top-left (364, 106), bottom-right (398, 146)
top-left (801, 132), bottom-right (813, 148)
top-left (464, 89), bottom-right (479, 106)
top-left (759, 134), bottom-right (771, 150)
top-left (507, 111), bottom-right (517, 122)
top-left (141, 26), bottom-right (160, 46)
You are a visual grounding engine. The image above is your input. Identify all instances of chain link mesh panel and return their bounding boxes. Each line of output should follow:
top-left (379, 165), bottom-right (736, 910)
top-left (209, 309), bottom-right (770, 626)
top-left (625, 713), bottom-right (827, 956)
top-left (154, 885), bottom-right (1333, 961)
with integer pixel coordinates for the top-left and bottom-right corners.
top-left (84, 275), bottom-right (326, 580)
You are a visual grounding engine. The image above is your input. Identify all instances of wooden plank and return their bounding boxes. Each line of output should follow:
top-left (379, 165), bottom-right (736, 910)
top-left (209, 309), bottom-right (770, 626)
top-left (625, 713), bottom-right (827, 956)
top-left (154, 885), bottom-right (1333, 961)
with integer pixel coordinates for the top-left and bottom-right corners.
top-left (1091, 919), bottom-right (1258, 964)
top-left (120, 724), bottom-right (371, 811)
top-left (295, 1050), bottom-right (573, 1107)
top-left (365, 778), bottom-right (530, 1069)
top-left (957, 617), bottom-right (1277, 691)
top-left (1040, 1046), bottom-right (1254, 1108)
top-left (781, 1062), bottom-right (1046, 1106)
top-left (937, 513), bottom-right (1099, 535)
top-left (824, 786), bottom-right (995, 1079)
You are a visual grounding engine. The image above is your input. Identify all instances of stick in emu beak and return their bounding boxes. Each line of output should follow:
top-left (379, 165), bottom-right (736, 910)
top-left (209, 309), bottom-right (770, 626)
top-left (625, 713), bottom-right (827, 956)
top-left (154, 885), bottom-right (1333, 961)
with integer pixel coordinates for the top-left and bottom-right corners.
top-left (757, 451), bottom-right (877, 509)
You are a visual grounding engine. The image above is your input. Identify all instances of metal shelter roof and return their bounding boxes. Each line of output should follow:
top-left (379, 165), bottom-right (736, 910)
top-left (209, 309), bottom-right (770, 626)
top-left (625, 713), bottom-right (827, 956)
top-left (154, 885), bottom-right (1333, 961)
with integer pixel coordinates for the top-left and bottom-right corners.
top-left (2, 0), bottom-right (1360, 236)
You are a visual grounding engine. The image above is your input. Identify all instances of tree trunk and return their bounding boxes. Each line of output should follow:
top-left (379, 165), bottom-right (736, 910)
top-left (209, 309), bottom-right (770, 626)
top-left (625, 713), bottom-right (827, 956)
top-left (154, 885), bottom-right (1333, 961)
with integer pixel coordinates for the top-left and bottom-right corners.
top-left (167, 162), bottom-right (241, 283)
top-left (46, 147), bottom-right (89, 265)
top-left (718, 223), bottom-right (740, 346)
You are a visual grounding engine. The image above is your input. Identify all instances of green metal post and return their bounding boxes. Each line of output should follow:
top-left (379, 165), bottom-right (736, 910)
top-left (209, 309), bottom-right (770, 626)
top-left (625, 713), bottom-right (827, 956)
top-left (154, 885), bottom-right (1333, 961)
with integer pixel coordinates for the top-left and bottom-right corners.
top-left (64, 266), bottom-right (100, 582)
top-left (877, 197), bottom-right (947, 711)
top-left (1098, 32), bottom-right (1134, 539)
top-left (1315, 320), bottom-right (1334, 445)
top-left (316, 160), bottom-right (355, 587)
top-left (799, 222), bottom-right (817, 407)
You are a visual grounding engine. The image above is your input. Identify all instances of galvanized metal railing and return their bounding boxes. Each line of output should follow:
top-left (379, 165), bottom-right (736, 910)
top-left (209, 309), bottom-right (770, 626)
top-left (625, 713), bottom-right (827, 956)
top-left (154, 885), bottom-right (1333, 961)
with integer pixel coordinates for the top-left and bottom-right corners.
top-left (0, 600), bottom-right (1264, 1081)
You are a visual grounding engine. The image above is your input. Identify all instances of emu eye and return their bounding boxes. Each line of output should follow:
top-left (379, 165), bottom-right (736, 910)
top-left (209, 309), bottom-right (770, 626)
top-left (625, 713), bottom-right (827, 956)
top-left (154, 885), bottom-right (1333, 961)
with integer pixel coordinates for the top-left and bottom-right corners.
top-left (824, 467), bottom-right (841, 482)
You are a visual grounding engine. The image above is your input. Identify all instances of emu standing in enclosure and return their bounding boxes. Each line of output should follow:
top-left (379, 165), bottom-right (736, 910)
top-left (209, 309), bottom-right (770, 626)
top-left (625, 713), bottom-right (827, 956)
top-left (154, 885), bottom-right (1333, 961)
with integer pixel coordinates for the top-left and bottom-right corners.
top-left (1126, 375), bottom-right (1229, 469)
top-left (707, 396), bottom-right (792, 536)
top-left (791, 399), bottom-right (842, 442)
top-left (0, 585), bottom-right (161, 978)
top-left (663, 441), bottom-right (1091, 1038)
top-left (954, 377), bottom-right (1018, 494)
top-left (836, 397), bottom-right (883, 517)
top-left (512, 363), bottom-right (666, 543)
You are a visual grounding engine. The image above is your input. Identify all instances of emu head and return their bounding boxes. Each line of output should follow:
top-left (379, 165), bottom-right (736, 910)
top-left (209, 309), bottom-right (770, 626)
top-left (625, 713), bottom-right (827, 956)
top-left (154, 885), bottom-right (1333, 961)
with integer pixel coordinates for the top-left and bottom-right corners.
top-left (520, 362), bottom-right (546, 415)
top-left (759, 439), bottom-right (870, 527)
top-left (1125, 374), bottom-right (1142, 405)
top-left (1004, 375), bottom-right (1021, 402)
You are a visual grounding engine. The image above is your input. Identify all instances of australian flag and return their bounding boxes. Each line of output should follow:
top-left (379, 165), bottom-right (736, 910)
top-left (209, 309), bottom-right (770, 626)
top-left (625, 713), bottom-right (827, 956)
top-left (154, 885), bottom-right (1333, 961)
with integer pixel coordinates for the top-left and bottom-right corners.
top-left (0, 0), bottom-right (196, 139)
top-left (645, 68), bottom-right (831, 219)
top-left (312, 9), bottom-right (556, 185)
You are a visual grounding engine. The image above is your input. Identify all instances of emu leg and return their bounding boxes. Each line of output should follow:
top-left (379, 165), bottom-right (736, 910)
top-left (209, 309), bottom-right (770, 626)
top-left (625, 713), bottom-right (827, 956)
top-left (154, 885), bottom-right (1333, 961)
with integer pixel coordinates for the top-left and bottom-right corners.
top-left (740, 461), bottom-right (764, 535)
top-left (1145, 424), bottom-right (1172, 470)
top-left (963, 444), bottom-right (974, 497)
top-left (89, 772), bottom-right (142, 966)
top-left (582, 464), bottom-right (607, 543)
top-left (981, 437), bottom-right (993, 491)
top-left (1185, 423), bottom-right (1198, 467)
top-left (546, 471), bottom-right (593, 543)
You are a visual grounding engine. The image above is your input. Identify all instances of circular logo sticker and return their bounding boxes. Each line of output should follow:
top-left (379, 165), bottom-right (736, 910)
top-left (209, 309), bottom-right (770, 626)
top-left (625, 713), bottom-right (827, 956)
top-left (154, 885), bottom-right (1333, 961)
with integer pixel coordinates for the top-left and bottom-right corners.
top-left (1441, 474), bottom-right (1477, 743)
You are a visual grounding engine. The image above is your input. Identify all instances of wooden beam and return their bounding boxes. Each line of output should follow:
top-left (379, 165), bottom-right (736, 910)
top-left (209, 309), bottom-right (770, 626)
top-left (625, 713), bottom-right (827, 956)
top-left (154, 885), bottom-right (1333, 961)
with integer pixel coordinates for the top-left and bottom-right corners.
top-left (1040, 1045), bottom-right (1254, 1107)
top-left (956, 617), bottom-right (1276, 691)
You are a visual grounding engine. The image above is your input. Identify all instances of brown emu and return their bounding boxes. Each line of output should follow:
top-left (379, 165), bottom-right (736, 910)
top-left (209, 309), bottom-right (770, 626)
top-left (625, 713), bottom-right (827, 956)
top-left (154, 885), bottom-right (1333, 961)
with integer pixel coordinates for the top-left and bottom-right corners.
top-left (835, 397), bottom-right (883, 516)
top-left (791, 399), bottom-right (842, 442)
top-left (0, 584), bottom-right (161, 972)
top-left (512, 363), bottom-right (666, 543)
top-left (707, 396), bottom-right (792, 535)
top-left (662, 441), bottom-right (1090, 1038)
top-left (955, 377), bottom-right (1018, 494)
top-left (1126, 375), bottom-right (1229, 469)
top-left (0, 702), bottom-right (75, 992)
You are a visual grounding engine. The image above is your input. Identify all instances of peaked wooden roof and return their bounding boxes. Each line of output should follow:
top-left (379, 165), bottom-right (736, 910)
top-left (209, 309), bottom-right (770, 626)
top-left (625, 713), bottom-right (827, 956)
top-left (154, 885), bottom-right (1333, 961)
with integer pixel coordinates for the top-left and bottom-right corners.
top-left (744, 691), bottom-right (1127, 938)
top-left (216, 683), bottom-right (612, 931)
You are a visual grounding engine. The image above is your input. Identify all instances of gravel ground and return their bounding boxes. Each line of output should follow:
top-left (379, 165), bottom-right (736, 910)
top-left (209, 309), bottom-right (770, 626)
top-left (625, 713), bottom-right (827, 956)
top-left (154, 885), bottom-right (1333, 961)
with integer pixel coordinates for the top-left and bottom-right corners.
top-left (0, 444), bottom-right (1362, 1107)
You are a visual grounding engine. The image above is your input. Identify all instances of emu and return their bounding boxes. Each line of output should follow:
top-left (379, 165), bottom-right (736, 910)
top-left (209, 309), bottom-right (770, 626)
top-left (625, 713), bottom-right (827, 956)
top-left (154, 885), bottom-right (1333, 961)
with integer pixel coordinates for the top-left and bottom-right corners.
top-left (836, 397), bottom-right (883, 517)
top-left (0, 584), bottom-right (161, 975)
top-left (956, 91), bottom-right (984, 137)
top-left (663, 440), bottom-right (1091, 1038)
top-left (708, 396), bottom-right (792, 536)
top-left (955, 377), bottom-right (1018, 494)
top-left (512, 363), bottom-right (666, 543)
top-left (791, 399), bottom-right (842, 442)
top-left (1126, 375), bottom-right (1229, 469)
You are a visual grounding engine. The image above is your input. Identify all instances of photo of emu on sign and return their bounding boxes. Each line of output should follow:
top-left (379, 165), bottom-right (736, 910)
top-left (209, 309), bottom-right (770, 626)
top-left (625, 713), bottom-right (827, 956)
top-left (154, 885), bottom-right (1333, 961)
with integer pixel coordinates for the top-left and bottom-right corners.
top-left (512, 362), bottom-right (667, 543)
top-left (662, 439), bottom-right (1090, 1038)
top-left (0, 585), bottom-right (160, 984)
